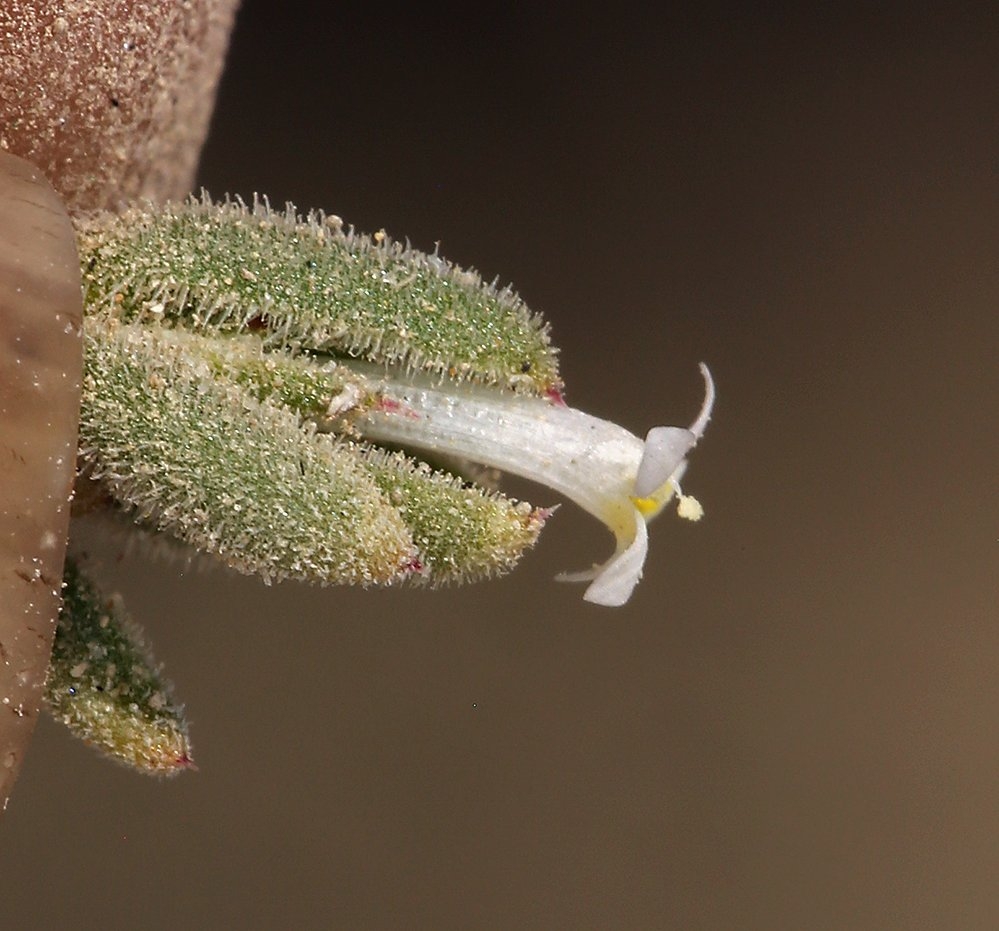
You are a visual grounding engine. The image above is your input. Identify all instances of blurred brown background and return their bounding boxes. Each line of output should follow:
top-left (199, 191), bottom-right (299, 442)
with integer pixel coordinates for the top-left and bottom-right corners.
top-left (4, 5), bottom-right (997, 928)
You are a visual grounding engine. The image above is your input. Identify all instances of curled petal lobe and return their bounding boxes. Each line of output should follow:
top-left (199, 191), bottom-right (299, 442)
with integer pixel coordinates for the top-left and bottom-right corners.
top-left (557, 515), bottom-right (650, 607)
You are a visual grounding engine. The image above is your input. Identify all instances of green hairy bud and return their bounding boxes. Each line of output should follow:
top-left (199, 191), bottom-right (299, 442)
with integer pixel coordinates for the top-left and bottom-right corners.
top-left (45, 560), bottom-right (193, 774)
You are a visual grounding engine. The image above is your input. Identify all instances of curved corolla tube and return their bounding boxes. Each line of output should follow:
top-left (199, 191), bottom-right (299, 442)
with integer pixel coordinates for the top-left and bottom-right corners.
top-left (355, 364), bottom-right (715, 606)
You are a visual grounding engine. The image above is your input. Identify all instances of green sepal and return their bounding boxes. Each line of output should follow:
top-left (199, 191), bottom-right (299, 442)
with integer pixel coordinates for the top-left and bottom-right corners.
top-left (76, 196), bottom-right (561, 395)
top-left (79, 315), bottom-right (545, 586)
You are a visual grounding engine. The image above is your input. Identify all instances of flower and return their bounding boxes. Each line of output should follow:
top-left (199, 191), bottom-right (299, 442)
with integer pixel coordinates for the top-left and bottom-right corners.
top-left (77, 198), bottom-right (715, 605)
top-left (353, 363), bottom-right (715, 606)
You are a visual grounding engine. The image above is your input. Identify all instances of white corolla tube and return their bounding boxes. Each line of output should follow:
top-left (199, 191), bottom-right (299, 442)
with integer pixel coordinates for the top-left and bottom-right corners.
top-left (354, 363), bottom-right (715, 606)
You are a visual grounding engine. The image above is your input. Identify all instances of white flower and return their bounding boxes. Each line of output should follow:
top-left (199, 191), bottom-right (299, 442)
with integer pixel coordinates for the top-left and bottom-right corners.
top-left (353, 363), bottom-right (715, 606)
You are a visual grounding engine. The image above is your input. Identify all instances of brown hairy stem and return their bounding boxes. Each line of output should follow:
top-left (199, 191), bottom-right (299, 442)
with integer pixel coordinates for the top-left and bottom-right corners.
top-left (0, 0), bottom-right (240, 214)
top-left (0, 1), bottom-right (239, 807)
top-left (0, 152), bottom-right (82, 810)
